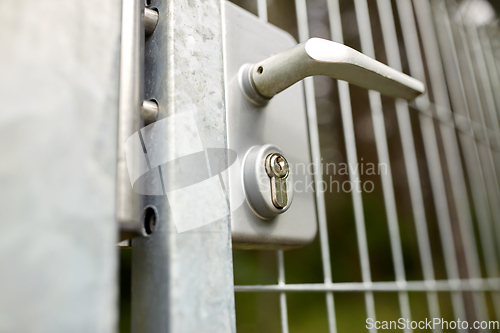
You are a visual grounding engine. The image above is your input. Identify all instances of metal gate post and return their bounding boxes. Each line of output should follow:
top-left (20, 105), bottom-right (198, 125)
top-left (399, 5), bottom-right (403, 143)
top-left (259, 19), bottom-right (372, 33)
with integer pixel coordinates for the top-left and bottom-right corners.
top-left (0, 0), bottom-right (122, 332)
top-left (131, 0), bottom-right (236, 332)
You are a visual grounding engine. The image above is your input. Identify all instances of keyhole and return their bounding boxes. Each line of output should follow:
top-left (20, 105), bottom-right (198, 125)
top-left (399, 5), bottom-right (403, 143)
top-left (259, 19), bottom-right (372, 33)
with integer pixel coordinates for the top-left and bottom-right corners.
top-left (276, 157), bottom-right (284, 171)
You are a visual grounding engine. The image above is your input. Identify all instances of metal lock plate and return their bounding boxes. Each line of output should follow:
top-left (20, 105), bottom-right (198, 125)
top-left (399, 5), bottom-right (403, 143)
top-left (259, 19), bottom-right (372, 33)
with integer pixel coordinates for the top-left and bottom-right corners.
top-left (224, 2), bottom-right (317, 249)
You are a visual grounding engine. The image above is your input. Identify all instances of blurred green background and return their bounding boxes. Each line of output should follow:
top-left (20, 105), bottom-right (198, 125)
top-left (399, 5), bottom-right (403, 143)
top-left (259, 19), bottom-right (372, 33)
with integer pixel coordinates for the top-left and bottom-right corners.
top-left (119, 0), bottom-right (499, 332)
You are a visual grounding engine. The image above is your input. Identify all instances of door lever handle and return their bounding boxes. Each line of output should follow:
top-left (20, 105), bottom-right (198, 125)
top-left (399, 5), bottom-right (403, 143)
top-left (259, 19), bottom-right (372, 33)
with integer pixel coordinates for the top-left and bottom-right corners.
top-left (240, 37), bottom-right (425, 105)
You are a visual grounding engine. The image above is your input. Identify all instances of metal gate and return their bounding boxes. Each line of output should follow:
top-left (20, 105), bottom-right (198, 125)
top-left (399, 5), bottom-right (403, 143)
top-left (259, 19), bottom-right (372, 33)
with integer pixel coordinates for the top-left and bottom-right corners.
top-left (2, 0), bottom-right (500, 332)
top-left (229, 0), bottom-right (500, 332)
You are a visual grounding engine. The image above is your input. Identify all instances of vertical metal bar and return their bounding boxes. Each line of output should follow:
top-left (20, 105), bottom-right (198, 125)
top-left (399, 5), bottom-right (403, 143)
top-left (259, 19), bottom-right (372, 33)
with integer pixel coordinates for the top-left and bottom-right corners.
top-left (325, 0), bottom-right (376, 331)
top-left (480, 25), bottom-right (500, 147)
top-left (479, 26), bottom-right (500, 254)
top-left (430, 0), bottom-right (490, 325)
top-left (404, 0), bottom-right (469, 330)
top-left (277, 251), bottom-right (289, 333)
top-left (487, 24), bottom-right (500, 90)
top-left (131, 0), bottom-right (236, 332)
top-left (295, 1), bottom-right (337, 332)
top-left (480, 27), bottom-right (500, 120)
top-left (0, 0), bottom-right (121, 331)
top-left (256, 0), bottom-right (268, 22)
top-left (467, 24), bottom-right (500, 151)
top-left (447, 0), bottom-right (500, 322)
top-left (117, 0), bottom-right (144, 236)
top-left (352, 1), bottom-right (413, 330)
top-left (376, 1), bottom-right (441, 331)
top-left (451, 0), bottom-right (500, 223)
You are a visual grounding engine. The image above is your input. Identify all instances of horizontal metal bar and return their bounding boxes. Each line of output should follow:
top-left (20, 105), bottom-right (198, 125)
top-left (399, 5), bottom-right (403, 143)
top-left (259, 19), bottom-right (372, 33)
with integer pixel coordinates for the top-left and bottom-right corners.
top-left (235, 278), bottom-right (500, 292)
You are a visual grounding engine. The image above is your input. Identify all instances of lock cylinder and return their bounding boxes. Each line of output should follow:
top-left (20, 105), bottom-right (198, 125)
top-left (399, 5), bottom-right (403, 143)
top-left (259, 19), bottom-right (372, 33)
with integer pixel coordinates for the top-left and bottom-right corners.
top-left (265, 153), bottom-right (290, 209)
top-left (242, 144), bottom-right (294, 219)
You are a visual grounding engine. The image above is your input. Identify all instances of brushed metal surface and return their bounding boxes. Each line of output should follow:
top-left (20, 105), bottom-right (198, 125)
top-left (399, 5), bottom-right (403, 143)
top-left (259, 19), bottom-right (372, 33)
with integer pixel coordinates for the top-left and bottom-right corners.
top-left (131, 0), bottom-right (236, 332)
top-left (224, 2), bottom-right (318, 249)
top-left (0, 0), bottom-right (121, 332)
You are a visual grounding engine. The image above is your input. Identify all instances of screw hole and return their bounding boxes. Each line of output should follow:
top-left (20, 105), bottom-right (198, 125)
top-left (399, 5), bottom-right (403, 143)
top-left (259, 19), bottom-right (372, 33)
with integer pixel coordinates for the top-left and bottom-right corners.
top-left (257, 66), bottom-right (263, 75)
top-left (145, 0), bottom-right (152, 7)
top-left (143, 206), bottom-right (157, 235)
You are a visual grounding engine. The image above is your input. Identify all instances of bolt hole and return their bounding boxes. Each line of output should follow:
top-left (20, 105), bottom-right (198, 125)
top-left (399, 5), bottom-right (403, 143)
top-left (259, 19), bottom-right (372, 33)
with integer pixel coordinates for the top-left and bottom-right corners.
top-left (257, 66), bottom-right (263, 75)
top-left (145, 0), bottom-right (152, 7)
top-left (143, 206), bottom-right (157, 235)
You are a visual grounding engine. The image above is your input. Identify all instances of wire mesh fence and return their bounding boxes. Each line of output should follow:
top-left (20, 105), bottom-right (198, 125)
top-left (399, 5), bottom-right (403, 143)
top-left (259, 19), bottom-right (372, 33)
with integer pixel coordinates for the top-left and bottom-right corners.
top-left (230, 0), bottom-right (500, 332)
